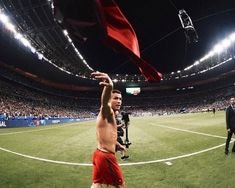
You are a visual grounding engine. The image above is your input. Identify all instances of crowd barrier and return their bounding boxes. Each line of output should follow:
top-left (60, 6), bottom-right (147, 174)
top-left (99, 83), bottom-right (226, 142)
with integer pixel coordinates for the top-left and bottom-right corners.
top-left (0, 117), bottom-right (94, 128)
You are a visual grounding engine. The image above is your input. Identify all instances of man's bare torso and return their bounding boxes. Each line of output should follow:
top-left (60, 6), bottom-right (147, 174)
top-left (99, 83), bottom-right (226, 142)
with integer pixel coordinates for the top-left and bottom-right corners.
top-left (96, 112), bottom-right (117, 153)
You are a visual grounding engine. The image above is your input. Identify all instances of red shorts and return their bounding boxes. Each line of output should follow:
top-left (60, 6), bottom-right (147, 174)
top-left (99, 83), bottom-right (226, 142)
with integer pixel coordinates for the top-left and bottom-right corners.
top-left (92, 149), bottom-right (124, 186)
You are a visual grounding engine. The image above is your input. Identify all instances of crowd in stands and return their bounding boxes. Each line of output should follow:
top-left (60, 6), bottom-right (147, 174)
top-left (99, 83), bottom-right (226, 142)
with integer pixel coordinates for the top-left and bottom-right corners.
top-left (0, 75), bottom-right (234, 121)
top-left (0, 78), bottom-right (99, 120)
top-left (123, 87), bottom-right (231, 116)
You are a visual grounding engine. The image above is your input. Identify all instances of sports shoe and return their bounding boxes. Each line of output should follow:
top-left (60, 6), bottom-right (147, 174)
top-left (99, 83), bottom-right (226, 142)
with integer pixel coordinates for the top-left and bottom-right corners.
top-left (121, 155), bottom-right (129, 160)
top-left (225, 150), bottom-right (229, 156)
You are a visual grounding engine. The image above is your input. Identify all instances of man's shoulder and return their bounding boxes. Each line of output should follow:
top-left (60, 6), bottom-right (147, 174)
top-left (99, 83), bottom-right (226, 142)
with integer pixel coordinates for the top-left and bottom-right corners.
top-left (99, 105), bottom-right (113, 118)
top-left (97, 109), bottom-right (116, 124)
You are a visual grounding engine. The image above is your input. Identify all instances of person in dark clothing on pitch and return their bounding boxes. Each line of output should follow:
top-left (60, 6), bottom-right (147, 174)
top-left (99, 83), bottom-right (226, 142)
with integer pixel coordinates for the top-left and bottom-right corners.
top-left (121, 112), bottom-right (132, 148)
top-left (225, 97), bottom-right (235, 155)
top-left (213, 108), bottom-right (216, 115)
top-left (116, 110), bottom-right (129, 160)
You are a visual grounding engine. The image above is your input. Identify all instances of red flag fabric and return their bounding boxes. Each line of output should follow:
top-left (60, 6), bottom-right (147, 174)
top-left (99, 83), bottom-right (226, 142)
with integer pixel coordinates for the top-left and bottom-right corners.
top-left (95, 0), bottom-right (162, 82)
top-left (54, 0), bottom-right (162, 82)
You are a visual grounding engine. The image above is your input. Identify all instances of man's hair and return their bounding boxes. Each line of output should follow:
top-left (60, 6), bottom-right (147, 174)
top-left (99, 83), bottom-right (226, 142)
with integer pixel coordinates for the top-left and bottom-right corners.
top-left (112, 89), bottom-right (121, 94)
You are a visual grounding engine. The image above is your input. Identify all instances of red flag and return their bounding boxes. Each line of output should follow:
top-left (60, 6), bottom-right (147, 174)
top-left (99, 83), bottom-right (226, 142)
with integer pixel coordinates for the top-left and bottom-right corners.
top-left (95, 0), bottom-right (162, 82)
top-left (54, 0), bottom-right (162, 82)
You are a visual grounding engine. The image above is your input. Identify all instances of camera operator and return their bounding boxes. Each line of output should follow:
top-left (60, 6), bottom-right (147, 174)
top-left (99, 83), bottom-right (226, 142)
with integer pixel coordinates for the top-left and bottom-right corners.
top-left (121, 112), bottom-right (131, 148)
top-left (115, 111), bottom-right (129, 160)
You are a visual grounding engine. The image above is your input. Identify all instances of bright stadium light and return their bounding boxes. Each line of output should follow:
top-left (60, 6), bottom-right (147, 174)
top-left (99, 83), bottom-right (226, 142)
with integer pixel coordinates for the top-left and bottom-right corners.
top-left (5, 22), bottom-right (16, 32)
top-left (193, 61), bottom-right (199, 65)
top-left (30, 47), bottom-right (36, 53)
top-left (229, 33), bottom-right (235, 41)
top-left (113, 79), bottom-right (118, 83)
top-left (63, 29), bottom-right (68, 36)
top-left (182, 31), bottom-right (235, 76)
top-left (20, 37), bottom-right (31, 47)
top-left (184, 65), bottom-right (193, 71)
top-left (37, 53), bottom-right (43, 60)
top-left (0, 13), bottom-right (9, 23)
top-left (68, 37), bottom-right (72, 43)
top-left (213, 44), bottom-right (224, 54)
top-left (207, 51), bottom-right (215, 58)
top-left (221, 39), bottom-right (231, 49)
top-left (14, 33), bottom-right (23, 40)
top-left (0, 5), bottom-right (94, 79)
top-left (62, 28), bottom-right (93, 71)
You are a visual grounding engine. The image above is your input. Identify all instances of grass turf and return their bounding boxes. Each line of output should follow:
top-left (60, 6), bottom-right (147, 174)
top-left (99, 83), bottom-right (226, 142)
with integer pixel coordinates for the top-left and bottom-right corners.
top-left (0, 111), bottom-right (234, 188)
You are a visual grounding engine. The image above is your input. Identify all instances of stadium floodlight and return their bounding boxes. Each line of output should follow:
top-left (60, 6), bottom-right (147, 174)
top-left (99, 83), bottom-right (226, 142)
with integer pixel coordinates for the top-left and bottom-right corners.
top-left (193, 61), bottom-right (199, 66)
top-left (229, 33), bottom-right (235, 41)
top-left (184, 65), bottom-right (193, 71)
top-left (37, 53), bottom-right (43, 60)
top-left (5, 22), bottom-right (16, 33)
top-left (30, 47), bottom-right (36, 53)
top-left (182, 31), bottom-right (235, 75)
top-left (213, 44), bottom-right (224, 54)
top-left (14, 33), bottom-right (23, 40)
top-left (0, 13), bottom-right (9, 24)
top-left (199, 51), bottom-right (214, 62)
top-left (199, 69), bottom-right (207, 74)
top-left (47, 0), bottom-right (54, 9)
top-left (63, 29), bottom-right (68, 36)
top-left (68, 37), bottom-right (72, 43)
top-left (207, 51), bottom-right (215, 58)
top-left (62, 28), bottom-right (93, 71)
top-left (20, 37), bottom-right (30, 47)
top-left (0, 13), bottom-right (16, 33)
top-left (0, 11), bottom-right (40, 56)
top-left (221, 39), bottom-right (231, 49)
top-left (113, 79), bottom-right (118, 83)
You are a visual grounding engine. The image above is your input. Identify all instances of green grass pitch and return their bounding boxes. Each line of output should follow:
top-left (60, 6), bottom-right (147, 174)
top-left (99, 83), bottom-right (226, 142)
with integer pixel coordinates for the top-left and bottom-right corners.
top-left (0, 111), bottom-right (235, 188)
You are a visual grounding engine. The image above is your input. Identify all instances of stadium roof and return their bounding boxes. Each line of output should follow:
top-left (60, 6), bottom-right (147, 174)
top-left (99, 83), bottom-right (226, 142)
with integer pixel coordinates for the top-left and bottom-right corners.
top-left (0, 0), bottom-right (235, 88)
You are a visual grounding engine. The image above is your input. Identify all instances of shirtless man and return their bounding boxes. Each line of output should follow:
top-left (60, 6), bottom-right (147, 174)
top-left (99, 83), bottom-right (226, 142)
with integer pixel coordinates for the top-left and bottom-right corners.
top-left (91, 71), bottom-right (126, 188)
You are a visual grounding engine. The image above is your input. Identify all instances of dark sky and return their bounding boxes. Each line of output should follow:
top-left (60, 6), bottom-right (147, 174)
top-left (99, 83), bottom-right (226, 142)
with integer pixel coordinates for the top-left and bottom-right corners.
top-left (76, 0), bottom-right (235, 75)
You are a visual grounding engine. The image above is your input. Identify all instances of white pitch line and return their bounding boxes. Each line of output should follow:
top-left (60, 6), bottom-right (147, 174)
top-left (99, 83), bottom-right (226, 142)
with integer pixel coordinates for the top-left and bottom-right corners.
top-left (150, 123), bottom-right (227, 139)
top-left (0, 146), bottom-right (92, 166)
top-left (120, 143), bottom-right (227, 166)
top-left (0, 123), bottom-right (232, 166)
top-left (0, 123), bottom-right (75, 136)
top-left (0, 142), bottom-right (228, 167)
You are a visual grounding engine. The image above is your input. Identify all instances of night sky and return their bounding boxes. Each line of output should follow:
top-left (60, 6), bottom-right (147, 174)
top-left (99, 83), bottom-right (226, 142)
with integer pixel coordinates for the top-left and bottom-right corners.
top-left (1, 0), bottom-right (235, 79)
top-left (76, 0), bottom-right (235, 75)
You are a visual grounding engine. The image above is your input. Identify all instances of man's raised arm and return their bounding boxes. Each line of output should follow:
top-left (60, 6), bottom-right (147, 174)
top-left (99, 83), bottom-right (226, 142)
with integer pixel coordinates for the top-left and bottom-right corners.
top-left (91, 71), bottom-right (113, 117)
